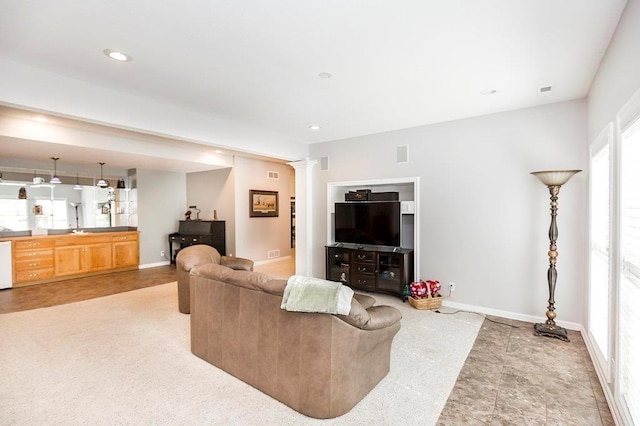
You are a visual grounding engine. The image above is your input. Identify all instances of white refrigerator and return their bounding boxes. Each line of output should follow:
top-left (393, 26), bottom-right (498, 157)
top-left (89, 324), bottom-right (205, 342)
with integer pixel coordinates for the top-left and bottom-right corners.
top-left (0, 241), bottom-right (12, 289)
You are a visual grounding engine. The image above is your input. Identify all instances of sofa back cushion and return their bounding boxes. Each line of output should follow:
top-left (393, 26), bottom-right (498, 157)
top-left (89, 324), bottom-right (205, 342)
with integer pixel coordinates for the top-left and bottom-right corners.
top-left (192, 263), bottom-right (287, 295)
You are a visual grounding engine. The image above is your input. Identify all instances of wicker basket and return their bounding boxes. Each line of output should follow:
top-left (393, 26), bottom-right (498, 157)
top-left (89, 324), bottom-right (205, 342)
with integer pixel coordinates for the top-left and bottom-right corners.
top-left (408, 294), bottom-right (442, 310)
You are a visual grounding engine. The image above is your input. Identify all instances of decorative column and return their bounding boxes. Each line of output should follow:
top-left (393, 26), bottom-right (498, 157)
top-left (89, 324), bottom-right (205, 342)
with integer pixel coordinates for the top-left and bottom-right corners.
top-left (287, 159), bottom-right (317, 276)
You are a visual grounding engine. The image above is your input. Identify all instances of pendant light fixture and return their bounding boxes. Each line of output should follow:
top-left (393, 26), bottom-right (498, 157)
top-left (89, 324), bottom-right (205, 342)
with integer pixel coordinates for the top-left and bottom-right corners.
top-left (97, 162), bottom-right (108, 187)
top-left (74, 173), bottom-right (82, 190)
top-left (50, 157), bottom-right (62, 184)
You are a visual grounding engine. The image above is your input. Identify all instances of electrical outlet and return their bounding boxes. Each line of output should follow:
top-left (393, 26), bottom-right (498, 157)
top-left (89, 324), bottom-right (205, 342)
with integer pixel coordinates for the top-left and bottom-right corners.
top-left (160, 250), bottom-right (165, 257)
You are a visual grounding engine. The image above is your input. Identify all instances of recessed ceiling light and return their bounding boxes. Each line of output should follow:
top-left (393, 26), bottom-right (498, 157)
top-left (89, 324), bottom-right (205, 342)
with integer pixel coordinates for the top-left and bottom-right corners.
top-left (103, 49), bottom-right (132, 62)
top-left (214, 150), bottom-right (223, 154)
top-left (318, 72), bottom-right (333, 79)
top-left (33, 116), bottom-right (49, 122)
top-left (309, 125), bottom-right (321, 131)
top-left (480, 89), bottom-right (497, 95)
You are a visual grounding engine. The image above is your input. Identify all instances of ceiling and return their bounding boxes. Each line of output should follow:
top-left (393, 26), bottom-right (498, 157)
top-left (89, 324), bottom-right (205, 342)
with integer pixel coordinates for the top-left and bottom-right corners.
top-left (0, 0), bottom-right (628, 170)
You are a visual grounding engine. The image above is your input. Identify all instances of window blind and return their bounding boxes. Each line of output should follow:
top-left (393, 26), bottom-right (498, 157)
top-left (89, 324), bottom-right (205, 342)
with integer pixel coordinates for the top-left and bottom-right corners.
top-left (619, 120), bottom-right (640, 423)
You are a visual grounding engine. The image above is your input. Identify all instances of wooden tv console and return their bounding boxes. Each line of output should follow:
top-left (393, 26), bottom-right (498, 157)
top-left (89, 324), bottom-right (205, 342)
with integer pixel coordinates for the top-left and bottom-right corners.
top-left (325, 243), bottom-right (413, 297)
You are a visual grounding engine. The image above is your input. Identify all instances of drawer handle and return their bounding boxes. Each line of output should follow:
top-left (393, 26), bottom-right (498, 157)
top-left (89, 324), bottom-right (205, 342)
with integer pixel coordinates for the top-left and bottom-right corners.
top-left (30, 273), bottom-right (39, 278)
top-left (358, 267), bottom-right (366, 272)
top-left (357, 254), bottom-right (366, 260)
top-left (358, 279), bottom-right (367, 285)
top-left (30, 263), bottom-right (39, 267)
top-left (28, 242), bottom-right (40, 247)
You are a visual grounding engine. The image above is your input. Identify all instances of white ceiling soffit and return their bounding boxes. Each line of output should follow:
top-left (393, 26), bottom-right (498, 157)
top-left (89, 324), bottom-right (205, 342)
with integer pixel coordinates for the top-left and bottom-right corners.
top-left (0, 0), bottom-right (628, 154)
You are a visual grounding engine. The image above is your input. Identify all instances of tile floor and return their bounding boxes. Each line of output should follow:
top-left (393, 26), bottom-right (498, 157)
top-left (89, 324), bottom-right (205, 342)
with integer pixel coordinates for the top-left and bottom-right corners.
top-left (437, 316), bottom-right (614, 425)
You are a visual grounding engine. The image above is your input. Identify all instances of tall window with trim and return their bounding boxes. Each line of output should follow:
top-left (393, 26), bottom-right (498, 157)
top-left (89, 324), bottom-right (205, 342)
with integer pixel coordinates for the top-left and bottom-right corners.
top-left (619, 116), bottom-right (640, 423)
top-left (588, 125), bottom-right (611, 367)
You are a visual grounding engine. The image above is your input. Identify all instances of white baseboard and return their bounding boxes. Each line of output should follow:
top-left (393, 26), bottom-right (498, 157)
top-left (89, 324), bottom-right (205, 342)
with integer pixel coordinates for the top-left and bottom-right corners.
top-left (139, 261), bottom-right (170, 269)
top-left (254, 255), bottom-right (292, 266)
top-left (441, 299), bottom-right (582, 331)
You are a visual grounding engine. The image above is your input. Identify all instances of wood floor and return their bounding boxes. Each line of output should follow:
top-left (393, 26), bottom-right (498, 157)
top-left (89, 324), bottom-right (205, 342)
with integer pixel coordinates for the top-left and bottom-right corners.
top-left (0, 265), bottom-right (177, 314)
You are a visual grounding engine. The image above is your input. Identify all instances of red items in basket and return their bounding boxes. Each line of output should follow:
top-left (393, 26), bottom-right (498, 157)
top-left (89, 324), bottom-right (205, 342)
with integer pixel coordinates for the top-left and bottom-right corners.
top-left (409, 280), bottom-right (441, 298)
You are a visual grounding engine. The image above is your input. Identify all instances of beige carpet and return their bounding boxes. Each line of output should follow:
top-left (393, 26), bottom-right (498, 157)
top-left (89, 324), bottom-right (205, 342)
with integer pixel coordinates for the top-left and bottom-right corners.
top-left (0, 283), bottom-right (482, 425)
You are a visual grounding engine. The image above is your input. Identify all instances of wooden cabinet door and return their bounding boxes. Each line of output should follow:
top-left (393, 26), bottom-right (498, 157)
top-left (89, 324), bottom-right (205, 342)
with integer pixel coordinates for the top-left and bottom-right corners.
top-left (55, 245), bottom-right (85, 276)
top-left (85, 243), bottom-right (113, 272)
top-left (113, 241), bottom-right (138, 268)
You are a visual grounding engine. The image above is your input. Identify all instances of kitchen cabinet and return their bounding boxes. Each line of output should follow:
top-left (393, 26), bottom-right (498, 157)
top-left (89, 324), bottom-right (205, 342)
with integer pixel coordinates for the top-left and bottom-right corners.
top-left (13, 238), bottom-right (55, 286)
top-left (2, 231), bottom-right (139, 287)
top-left (112, 232), bottom-right (139, 268)
top-left (54, 234), bottom-right (112, 276)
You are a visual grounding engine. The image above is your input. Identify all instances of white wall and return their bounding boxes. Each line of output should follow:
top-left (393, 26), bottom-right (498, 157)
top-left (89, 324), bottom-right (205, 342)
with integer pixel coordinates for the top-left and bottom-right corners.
top-left (588, 0), bottom-right (640, 141)
top-left (186, 168), bottom-right (236, 255)
top-left (310, 99), bottom-right (588, 324)
top-left (137, 169), bottom-right (186, 265)
top-left (233, 157), bottom-right (293, 262)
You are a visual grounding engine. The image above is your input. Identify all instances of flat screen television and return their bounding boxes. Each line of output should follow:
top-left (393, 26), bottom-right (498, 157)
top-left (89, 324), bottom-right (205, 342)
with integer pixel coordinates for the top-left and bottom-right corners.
top-left (334, 201), bottom-right (401, 247)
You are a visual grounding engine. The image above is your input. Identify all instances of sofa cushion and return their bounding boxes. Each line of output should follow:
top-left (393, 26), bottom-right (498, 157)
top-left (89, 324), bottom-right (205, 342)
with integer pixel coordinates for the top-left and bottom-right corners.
top-left (192, 263), bottom-right (285, 294)
top-left (353, 293), bottom-right (376, 309)
top-left (178, 245), bottom-right (221, 272)
top-left (336, 298), bottom-right (371, 329)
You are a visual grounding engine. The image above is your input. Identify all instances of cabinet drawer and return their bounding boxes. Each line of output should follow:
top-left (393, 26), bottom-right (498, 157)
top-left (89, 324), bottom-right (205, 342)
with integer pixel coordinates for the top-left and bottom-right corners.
top-left (14, 248), bottom-right (54, 260)
top-left (55, 235), bottom-right (112, 246)
top-left (351, 274), bottom-right (375, 291)
top-left (16, 268), bottom-right (55, 283)
top-left (353, 251), bottom-right (375, 263)
top-left (112, 233), bottom-right (138, 242)
top-left (14, 239), bottom-right (54, 250)
top-left (16, 257), bottom-right (54, 271)
top-left (352, 263), bottom-right (376, 275)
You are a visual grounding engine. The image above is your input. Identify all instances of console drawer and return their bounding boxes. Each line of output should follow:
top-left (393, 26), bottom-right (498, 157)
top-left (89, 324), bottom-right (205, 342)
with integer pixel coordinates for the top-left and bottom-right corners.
top-left (352, 251), bottom-right (375, 263)
top-left (352, 263), bottom-right (376, 275)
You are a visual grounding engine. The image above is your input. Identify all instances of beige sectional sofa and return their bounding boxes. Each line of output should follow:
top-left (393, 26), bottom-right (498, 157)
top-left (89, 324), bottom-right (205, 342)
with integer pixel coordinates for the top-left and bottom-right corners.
top-left (177, 245), bottom-right (402, 419)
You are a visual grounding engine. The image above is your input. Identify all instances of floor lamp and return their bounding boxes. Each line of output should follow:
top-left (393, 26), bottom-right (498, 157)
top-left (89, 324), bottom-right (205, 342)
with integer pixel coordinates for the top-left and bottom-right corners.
top-left (530, 169), bottom-right (581, 342)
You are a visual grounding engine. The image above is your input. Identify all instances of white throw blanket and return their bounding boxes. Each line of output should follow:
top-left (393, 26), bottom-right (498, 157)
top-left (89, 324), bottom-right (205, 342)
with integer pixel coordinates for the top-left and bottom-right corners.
top-left (280, 275), bottom-right (354, 315)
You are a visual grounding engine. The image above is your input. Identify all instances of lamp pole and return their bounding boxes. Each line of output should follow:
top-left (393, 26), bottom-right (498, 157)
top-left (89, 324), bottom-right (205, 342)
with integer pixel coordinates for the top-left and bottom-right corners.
top-left (531, 170), bottom-right (581, 342)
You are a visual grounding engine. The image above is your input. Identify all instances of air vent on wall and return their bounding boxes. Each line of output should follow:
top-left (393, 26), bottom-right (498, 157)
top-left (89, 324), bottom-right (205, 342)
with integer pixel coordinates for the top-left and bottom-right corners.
top-left (538, 86), bottom-right (552, 97)
top-left (320, 156), bottom-right (329, 171)
top-left (267, 171), bottom-right (279, 180)
top-left (267, 249), bottom-right (280, 259)
top-left (397, 145), bottom-right (409, 163)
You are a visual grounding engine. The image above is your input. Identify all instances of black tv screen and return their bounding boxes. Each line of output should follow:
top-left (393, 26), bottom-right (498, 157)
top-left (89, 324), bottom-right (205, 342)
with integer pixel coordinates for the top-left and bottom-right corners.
top-left (334, 201), bottom-right (401, 247)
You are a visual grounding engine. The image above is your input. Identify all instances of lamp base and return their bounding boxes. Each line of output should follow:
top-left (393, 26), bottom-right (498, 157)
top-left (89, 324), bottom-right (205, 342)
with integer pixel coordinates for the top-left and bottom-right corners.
top-left (533, 323), bottom-right (570, 342)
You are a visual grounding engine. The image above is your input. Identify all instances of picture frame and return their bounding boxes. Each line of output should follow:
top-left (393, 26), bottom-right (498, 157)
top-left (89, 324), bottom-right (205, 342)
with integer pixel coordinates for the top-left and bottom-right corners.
top-left (249, 190), bottom-right (279, 217)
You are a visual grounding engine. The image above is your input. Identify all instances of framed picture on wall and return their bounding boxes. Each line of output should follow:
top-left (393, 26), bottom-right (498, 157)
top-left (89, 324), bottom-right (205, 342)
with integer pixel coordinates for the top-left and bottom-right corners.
top-left (249, 190), bottom-right (279, 217)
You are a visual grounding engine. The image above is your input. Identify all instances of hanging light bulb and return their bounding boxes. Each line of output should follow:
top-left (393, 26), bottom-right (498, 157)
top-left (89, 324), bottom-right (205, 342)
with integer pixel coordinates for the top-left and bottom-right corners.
top-left (97, 162), bottom-right (108, 187)
top-left (74, 173), bottom-right (82, 190)
top-left (50, 157), bottom-right (62, 184)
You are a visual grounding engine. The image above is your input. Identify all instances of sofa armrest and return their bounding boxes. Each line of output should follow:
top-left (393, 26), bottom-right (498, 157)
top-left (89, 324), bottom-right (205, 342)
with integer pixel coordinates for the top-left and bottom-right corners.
top-left (221, 256), bottom-right (254, 272)
top-left (177, 245), bottom-right (222, 272)
top-left (362, 306), bottom-right (402, 331)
